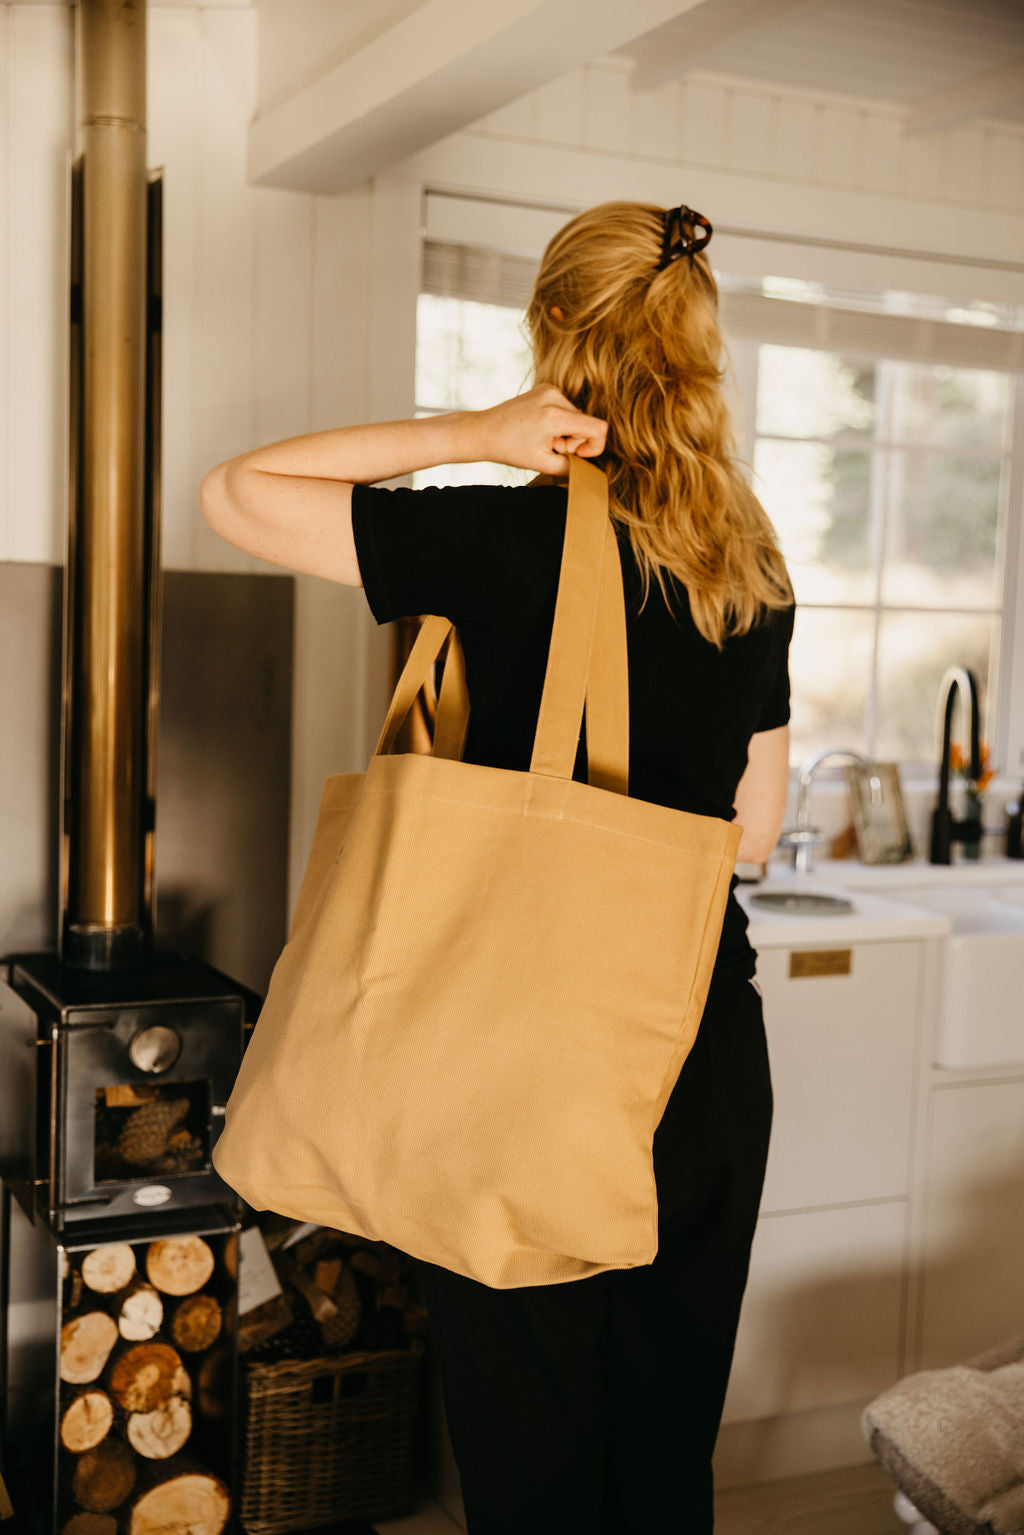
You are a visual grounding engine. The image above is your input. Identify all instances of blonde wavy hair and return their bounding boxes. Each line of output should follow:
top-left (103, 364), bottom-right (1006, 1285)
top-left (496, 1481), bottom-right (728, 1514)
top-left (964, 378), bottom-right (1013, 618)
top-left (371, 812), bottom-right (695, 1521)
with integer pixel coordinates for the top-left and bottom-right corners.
top-left (526, 200), bottom-right (793, 649)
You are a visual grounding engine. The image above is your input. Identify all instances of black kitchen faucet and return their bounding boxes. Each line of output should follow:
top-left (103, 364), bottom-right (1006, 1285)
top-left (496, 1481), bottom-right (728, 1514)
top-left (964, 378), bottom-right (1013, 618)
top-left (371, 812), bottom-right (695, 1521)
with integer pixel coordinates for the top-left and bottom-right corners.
top-left (929, 666), bottom-right (982, 864)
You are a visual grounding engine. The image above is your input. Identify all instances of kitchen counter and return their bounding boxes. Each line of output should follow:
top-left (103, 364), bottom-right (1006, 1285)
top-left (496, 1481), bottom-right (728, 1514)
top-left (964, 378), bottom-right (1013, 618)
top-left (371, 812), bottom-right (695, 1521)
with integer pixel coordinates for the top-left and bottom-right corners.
top-left (736, 877), bottom-right (951, 947)
top-left (800, 855), bottom-right (1024, 889)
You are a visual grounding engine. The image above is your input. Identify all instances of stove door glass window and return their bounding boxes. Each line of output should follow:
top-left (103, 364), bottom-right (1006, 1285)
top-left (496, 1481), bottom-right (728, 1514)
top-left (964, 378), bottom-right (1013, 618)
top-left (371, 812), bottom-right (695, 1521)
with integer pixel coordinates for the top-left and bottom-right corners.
top-left (94, 1080), bottom-right (210, 1182)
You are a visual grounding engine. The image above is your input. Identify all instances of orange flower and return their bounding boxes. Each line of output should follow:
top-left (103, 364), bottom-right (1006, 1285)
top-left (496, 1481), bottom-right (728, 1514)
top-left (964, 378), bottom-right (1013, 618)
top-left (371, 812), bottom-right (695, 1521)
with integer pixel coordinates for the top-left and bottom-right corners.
top-left (951, 739), bottom-right (995, 794)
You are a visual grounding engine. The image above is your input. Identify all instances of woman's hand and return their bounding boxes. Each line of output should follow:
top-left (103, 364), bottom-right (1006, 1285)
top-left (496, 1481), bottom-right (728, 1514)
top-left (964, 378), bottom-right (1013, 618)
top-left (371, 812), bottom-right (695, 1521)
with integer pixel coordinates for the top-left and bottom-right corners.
top-left (469, 385), bottom-right (607, 475)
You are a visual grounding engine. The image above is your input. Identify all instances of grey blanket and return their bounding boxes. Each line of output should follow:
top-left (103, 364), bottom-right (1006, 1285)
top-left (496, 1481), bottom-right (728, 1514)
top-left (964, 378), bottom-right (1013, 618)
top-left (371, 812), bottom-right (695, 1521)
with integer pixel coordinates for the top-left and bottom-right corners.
top-left (863, 1334), bottom-right (1024, 1535)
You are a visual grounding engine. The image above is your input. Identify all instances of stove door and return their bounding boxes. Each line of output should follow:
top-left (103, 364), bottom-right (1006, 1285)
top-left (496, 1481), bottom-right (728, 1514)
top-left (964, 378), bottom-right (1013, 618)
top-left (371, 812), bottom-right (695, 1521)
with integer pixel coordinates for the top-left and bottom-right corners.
top-left (56, 1000), bottom-right (242, 1219)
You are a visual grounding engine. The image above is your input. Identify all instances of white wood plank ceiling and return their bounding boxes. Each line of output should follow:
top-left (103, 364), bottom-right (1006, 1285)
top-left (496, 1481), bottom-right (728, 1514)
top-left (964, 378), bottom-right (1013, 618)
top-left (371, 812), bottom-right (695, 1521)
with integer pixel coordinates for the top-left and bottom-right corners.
top-left (619, 0), bottom-right (1024, 127)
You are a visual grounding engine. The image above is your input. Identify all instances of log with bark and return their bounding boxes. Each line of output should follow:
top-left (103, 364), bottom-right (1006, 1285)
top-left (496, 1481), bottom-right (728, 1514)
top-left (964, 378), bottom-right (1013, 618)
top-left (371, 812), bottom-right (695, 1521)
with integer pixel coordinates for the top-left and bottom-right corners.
top-left (81, 1244), bottom-right (136, 1295)
top-left (59, 1389), bottom-right (114, 1452)
top-left (145, 1236), bottom-right (214, 1297)
top-left (62, 1514), bottom-right (117, 1535)
top-left (196, 1346), bottom-right (231, 1421)
top-left (378, 1282), bottom-right (410, 1312)
top-left (118, 1281), bottom-right (163, 1342)
top-left (350, 1246), bottom-right (404, 1284)
top-left (237, 1285), bottom-right (292, 1353)
top-left (125, 1395), bottom-right (192, 1460)
top-left (313, 1256), bottom-right (342, 1294)
top-left (127, 1470), bottom-right (229, 1535)
top-left (170, 1293), bottom-right (221, 1353)
top-left (70, 1437), bottom-right (137, 1513)
top-left (220, 1233), bottom-right (238, 1282)
top-left (61, 1313), bottom-right (119, 1384)
top-left (278, 1255), bottom-right (359, 1350)
top-left (402, 1296), bottom-right (431, 1339)
top-left (102, 1085), bottom-right (157, 1108)
top-left (108, 1342), bottom-right (189, 1413)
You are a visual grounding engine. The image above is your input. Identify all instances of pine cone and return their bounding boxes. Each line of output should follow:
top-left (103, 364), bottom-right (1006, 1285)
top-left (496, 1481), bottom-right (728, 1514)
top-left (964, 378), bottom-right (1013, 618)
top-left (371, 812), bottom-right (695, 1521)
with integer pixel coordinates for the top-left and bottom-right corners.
top-left (117, 1097), bottom-right (190, 1167)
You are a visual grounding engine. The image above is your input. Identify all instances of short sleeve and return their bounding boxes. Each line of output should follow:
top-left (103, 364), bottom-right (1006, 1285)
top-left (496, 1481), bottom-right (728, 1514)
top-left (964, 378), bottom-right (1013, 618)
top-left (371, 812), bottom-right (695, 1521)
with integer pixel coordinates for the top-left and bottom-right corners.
top-left (755, 602), bottom-right (795, 732)
top-left (351, 481), bottom-right (567, 628)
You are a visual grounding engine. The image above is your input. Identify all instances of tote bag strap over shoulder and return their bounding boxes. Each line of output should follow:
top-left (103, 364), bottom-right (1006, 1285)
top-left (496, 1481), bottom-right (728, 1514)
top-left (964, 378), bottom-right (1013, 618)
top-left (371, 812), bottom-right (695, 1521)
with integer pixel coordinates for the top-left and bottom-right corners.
top-left (374, 457), bottom-right (629, 794)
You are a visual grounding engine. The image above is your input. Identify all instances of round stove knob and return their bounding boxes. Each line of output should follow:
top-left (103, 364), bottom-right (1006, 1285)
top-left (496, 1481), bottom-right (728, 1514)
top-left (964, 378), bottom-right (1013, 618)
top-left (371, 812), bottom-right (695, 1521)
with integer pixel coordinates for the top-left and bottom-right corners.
top-left (129, 1023), bottom-right (182, 1074)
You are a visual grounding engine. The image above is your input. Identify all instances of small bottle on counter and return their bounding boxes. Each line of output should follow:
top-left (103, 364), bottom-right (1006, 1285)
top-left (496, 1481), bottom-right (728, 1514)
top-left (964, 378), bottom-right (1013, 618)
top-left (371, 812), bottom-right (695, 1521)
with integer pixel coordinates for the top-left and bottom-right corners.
top-left (1007, 785), bottom-right (1023, 859)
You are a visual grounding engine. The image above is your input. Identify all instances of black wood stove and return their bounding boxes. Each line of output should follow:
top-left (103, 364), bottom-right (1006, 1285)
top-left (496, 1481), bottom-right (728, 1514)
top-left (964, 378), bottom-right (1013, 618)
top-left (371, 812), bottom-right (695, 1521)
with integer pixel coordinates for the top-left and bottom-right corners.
top-left (0, 952), bottom-right (255, 1234)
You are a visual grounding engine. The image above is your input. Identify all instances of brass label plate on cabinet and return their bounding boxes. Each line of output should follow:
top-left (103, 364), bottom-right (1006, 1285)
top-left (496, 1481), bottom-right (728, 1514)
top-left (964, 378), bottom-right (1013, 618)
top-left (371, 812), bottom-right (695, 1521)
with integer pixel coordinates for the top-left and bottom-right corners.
top-left (789, 949), bottom-right (852, 978)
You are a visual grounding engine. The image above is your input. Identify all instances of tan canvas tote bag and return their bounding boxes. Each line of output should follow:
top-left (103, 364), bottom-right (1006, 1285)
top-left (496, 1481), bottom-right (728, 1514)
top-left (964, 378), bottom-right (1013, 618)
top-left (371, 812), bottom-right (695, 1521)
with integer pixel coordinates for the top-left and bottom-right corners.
top-left (213, 457), bottom-right (742, 1288)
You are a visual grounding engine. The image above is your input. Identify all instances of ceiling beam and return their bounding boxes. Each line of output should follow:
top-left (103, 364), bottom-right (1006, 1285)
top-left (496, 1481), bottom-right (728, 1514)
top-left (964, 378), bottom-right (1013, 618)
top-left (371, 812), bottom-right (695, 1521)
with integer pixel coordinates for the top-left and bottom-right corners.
top-left (905, 57), bottom-right (1024, 137)
top-left (247, 0), bottom-right (707, 194)
top-left (632, 0), bottom-right (816, 92)
top-left (393, 129), bottom-right (1024, 284)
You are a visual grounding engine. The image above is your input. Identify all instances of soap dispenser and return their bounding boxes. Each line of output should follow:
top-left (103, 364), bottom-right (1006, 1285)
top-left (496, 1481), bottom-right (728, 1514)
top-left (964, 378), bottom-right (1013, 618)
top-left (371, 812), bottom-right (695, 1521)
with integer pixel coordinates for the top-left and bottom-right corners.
top-left (1007, 785), bottom-right (1024, 859)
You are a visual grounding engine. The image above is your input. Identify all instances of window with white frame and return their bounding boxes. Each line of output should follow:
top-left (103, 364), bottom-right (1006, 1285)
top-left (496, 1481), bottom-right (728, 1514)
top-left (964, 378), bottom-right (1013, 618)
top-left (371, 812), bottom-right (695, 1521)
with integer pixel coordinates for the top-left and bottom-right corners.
top-left (414, 291), bottom-right (533, 489)
top-left (415, 238), bottom-right (1022, 775)
top-left (751, 347), bottom-right (1014, 768)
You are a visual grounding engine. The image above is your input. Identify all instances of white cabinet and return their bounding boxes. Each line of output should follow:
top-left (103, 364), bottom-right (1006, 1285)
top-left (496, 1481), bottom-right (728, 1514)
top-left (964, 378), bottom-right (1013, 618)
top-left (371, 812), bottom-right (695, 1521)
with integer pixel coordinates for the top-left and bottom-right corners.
top-left (756, 941), bottom-right (923, 1212)
top-left (716, 873), bottom-right (1024, 1483)
top-left (723, 1200), bottom-right (907, 1423)
top-left (720, 938), bottom-right (922, 1433)
top-left (917, 1077), bottom-right (1024, 1370)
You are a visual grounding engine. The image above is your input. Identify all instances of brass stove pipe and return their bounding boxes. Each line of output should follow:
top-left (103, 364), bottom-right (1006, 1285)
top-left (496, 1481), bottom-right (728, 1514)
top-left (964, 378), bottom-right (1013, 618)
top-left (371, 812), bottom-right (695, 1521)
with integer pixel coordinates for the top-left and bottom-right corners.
top-left (62, 0), bottom-right (150, 969)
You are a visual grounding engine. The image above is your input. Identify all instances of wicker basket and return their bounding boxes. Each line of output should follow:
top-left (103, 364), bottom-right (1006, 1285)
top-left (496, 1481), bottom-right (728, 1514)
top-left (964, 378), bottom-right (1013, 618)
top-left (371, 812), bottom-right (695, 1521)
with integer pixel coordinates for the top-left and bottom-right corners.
top-left (240, 1339), bottom-right (427, 1533)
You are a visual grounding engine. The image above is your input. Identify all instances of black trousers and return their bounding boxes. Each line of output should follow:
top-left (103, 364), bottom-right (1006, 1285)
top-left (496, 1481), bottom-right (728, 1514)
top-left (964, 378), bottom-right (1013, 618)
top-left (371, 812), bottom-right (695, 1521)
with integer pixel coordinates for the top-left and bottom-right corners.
top-left (411, 972), bottom-right (774, 1535)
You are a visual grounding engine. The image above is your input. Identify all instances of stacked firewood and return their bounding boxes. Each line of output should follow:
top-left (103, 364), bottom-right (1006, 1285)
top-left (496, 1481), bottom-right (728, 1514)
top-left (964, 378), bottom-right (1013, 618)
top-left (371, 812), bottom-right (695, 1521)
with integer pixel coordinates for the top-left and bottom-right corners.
top-left (240, 1217), bottom-right (430, 1364)
top-left (58, 1235), bottom-right (232, 1535)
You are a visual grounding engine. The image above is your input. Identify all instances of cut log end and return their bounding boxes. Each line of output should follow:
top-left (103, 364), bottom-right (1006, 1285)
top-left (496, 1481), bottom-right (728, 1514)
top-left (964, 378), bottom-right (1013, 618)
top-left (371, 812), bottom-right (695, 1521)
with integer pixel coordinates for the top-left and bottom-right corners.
top-left (171, 1293), bottom-right (222, 1353)
top-left (62, 1514), bottom-right (118, 1535)
top-left (125, 1394), bottom-right (192, 1460)
top-left (145, 1236), bottom-right (215, 1297)
top-left (60, 1313), bottom-right (120, 1385)
top-left (81, 1244), bottom-right (136, 1294)
top-left (70, 1437), bottom-right (137, 1514)
top-left (60, 1389), bottom-right (114, 1453)
top-left (109, 1342), bottom-right (186, 1413)
top-left (128, 1472), bottom-right (229, 1535)
top-left (118, 1282), bottom-right (164, 1342)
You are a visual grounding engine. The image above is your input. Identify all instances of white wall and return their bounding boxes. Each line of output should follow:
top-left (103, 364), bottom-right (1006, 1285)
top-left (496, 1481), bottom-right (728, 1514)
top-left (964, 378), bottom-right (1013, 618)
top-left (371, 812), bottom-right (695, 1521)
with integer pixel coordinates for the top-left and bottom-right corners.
top-left (0, 3), bottom-right (396, 929)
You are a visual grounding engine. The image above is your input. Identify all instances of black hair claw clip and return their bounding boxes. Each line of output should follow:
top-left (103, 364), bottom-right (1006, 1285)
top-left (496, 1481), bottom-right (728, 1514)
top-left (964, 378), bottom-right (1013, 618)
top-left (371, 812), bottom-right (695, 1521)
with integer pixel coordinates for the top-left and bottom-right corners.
top-left (656, 205), bottom-right (713, 271)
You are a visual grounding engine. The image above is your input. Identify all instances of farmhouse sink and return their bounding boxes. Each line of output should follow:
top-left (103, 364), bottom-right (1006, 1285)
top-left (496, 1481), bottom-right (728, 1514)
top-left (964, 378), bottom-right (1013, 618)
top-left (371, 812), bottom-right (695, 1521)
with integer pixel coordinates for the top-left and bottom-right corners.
top-left (887, 885), bottom-right (1024, 1068)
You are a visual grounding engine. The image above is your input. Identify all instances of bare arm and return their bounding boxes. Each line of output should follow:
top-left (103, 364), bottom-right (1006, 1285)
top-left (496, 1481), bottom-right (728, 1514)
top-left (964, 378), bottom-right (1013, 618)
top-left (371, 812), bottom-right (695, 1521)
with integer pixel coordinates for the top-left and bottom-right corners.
top-left (198, 387), bottom-right (607, 585)
top-left (733, 724), bottom-right (791, 864)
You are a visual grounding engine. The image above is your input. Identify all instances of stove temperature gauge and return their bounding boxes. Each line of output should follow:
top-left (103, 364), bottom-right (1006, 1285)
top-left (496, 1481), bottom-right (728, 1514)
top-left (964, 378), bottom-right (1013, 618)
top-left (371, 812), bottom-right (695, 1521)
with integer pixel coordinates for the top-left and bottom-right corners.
top-left (128, 1023), bottom-right (182, 1073)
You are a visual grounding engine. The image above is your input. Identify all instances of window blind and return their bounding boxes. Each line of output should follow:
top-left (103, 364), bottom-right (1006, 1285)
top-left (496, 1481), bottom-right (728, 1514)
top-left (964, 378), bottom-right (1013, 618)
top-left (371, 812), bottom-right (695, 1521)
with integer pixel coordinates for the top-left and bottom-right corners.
top-left (422, 238), bottom-right (1024, 374)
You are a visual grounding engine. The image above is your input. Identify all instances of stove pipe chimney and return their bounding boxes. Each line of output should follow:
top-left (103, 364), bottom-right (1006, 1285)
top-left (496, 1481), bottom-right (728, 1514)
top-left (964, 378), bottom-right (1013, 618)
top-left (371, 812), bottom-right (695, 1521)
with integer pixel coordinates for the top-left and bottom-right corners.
top-left (61, 0), bottom-right (161, 971)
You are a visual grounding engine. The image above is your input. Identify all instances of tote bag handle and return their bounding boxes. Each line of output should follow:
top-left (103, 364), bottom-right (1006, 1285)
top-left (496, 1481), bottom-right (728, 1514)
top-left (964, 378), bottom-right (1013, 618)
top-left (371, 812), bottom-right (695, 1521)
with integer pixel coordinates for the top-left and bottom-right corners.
top-left (374, 457), bottom-right (629, 794)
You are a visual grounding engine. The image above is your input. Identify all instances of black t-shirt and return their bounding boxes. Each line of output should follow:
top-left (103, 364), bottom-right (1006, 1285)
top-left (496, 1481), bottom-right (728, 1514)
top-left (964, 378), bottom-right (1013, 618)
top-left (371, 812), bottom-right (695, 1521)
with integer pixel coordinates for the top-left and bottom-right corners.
top-left (351, 480), bottom-right (795, 982)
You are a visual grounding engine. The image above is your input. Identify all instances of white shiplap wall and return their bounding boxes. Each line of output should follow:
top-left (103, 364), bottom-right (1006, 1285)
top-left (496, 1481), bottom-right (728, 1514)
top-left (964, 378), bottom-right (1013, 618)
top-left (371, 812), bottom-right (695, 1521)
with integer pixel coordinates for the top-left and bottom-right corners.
top-left (0, 3), bottom-right (314, 573)
top-left (1, 4), bottom-right (70, 566)
top-left (0, 3), bottom-right (399, 925)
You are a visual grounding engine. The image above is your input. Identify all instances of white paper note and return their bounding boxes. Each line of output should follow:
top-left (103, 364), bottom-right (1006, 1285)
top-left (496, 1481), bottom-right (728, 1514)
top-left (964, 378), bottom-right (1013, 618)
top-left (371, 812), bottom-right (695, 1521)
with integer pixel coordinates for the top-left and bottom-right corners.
top-left (238, 1225), bottom-right (284, 1316)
